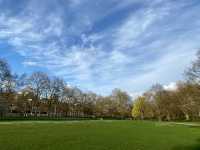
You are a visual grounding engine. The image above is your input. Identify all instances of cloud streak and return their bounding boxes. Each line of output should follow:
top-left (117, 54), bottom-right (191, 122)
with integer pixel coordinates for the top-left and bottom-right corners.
top-left (0, 0), bottom-right (200, 95)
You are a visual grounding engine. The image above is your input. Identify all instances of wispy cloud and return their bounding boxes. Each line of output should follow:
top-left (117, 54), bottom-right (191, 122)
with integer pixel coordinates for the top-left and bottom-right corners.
top-left (0, 0), bottom-right (200, 95)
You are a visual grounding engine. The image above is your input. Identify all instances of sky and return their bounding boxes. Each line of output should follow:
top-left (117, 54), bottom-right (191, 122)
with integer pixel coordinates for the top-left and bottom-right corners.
top-left (0, 0), bottom-right (200, 96)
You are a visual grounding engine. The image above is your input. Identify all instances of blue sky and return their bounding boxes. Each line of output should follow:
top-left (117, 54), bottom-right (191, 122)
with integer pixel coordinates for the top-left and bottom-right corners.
top-left (0, 0), bottom-right (200, 96)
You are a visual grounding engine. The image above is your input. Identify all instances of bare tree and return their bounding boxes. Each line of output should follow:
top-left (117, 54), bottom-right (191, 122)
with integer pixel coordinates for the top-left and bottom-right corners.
top-left (111, 89), bottom-right (132, 118)
top-left (28, 72), bottom-right (50, 116)
top-left (186, 50), bottom-right (200, 84)
top-left (0, 58), bottom-right (13, 93)
top-left (48, 77), bottom-right (65, 116)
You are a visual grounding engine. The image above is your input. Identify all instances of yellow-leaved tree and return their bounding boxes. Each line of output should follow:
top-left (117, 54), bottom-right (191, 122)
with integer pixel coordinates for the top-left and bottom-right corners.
top-left (132, 96), bottom-right (146, 120)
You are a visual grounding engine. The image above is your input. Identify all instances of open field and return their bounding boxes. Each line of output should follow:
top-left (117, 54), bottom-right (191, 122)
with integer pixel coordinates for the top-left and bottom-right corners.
top-left (0, 120), bottom-right (199, 150)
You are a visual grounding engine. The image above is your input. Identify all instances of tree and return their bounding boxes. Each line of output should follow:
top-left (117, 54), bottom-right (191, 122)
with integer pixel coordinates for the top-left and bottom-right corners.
top-left (48, 77), bottom-right (65, 116)
top-left (16, 88), bottom-right (35, 115)
top-left (81, 92), bottom-right (97, 116)
top-left (0, 59), bottom-right (15, 116)
top-left (132, 96), bottom-right (146, 119)
top-left (186, 50), bottom-right (200, 84)
top-left (28, 72), bottom-right (50, 115)
top-left (148, 84), bottom-right (164, 121)
top-left (0, 58), bottom-right (14, 93)
top-left (28, 72), bottom-right (50, 100)
top-left (111, 89), bottom-right (132, 117)
top-left (176, 82), bottom-right (199, 120)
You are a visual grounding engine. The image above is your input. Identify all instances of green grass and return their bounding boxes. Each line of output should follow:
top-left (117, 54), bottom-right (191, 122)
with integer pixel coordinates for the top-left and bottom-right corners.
top-left (0, 120), bottom-right (199, 150)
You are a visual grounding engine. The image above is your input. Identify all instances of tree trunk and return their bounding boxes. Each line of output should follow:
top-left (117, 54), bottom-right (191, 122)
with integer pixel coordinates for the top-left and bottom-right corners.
top-left (158, 116), bottom-right (162, 121)
top-left (166, 113), bottom-right (171, 121)
top-left (185, 113), bottom-right (190, 121)
top-left (198, 111), bottom-right (200, 118)
top-left (141, 113), bottom-right (144, 120)
top-left (54, 105), bottom-right (57, 116)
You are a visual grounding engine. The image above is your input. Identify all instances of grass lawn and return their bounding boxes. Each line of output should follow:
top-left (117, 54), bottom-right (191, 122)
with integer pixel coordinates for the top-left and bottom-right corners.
top-left (0, 120), bottom-right (199, 150)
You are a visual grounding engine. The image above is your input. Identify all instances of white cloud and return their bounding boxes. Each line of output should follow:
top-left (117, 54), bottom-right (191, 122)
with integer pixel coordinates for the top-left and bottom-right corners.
top-left (112, 3), bottom-right (171, 50)
top-left (0, 0), bottom-right (200, 96)
top-left (43, 14), bottom-right (63, 37)
top-left (23, 61), bottom-right (38, 66)
top-left (164, 82), bottom-right (177, 91)
top-left (113, 46), bottom-right (198, 95)
top-left (130, 92), bottom-right (143, 100)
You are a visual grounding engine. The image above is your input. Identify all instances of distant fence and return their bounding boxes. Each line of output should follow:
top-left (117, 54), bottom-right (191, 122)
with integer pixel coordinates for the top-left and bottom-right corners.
top-left (0, 113), bottom-right (132, 121)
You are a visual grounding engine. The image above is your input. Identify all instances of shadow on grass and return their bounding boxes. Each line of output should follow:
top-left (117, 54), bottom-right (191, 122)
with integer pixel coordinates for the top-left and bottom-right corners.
top-left (172, 139), bottom-right (200, 150)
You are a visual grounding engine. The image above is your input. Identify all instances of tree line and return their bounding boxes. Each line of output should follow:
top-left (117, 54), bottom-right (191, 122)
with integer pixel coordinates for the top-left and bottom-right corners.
top-left (1, 50), bottom-right (200, 121)
top-left (132, 50), bottom-right (200, 121)
top-left (0, 59), bottom-right (132, 118)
